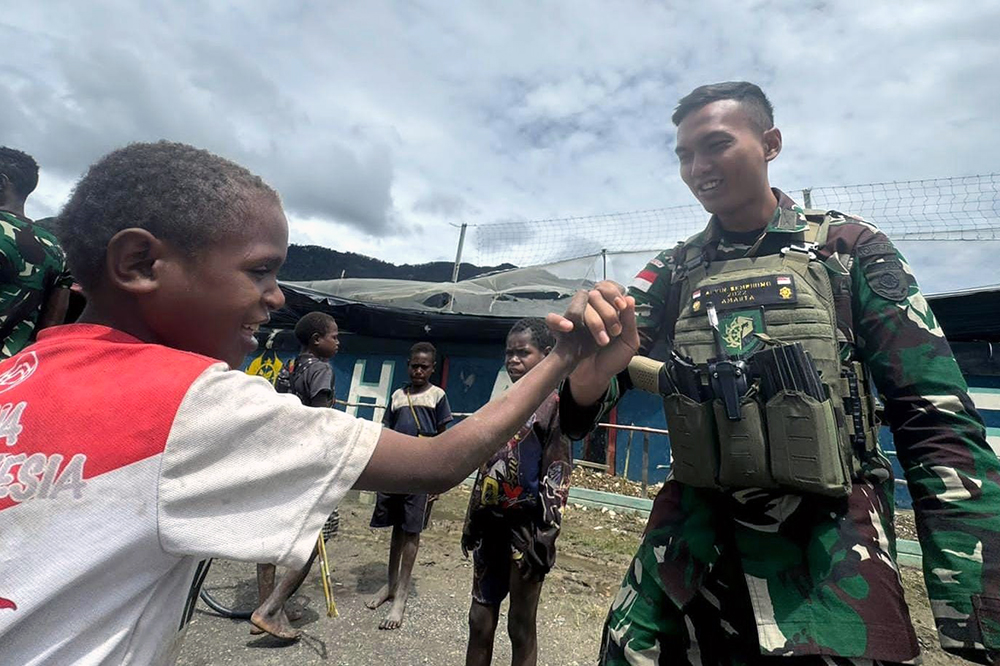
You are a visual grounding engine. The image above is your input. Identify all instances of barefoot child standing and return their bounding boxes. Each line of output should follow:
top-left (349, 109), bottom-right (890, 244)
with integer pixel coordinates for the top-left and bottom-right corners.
top-left (251, 311), bottom-right (341, 640)
top-left (0, 141), bottom-right (639, 665)
top-left (366, 342), bottom-right (452, 630)
top-left (463, 318), bottom-right (573, 666)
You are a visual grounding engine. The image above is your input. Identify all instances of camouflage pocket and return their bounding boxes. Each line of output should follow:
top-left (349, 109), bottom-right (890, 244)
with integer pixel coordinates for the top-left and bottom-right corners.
top-left (765, 391), bottom-right (851, 497)
top-left (973, 595), bottom-right (1000, 651)
top-left (663, 393), bottom-right (718, 488)
top-left (715, 397), bottom-right (776, 489)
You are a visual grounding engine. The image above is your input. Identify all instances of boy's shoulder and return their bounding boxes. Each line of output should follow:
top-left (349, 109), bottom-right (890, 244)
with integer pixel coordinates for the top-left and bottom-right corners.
top-left (293, 352), bottom-right (326, 372)
top-left (419, 384), bottom-right (448, 407)
top-left (32, 324), bottom-right (219, 369)
top-left (18, 326), bottom-right (222, 407)
top-left (394, 384), bottom-right (446, 410)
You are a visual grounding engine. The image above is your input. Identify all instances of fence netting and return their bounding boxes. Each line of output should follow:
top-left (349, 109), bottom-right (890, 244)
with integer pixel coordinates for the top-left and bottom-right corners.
top-left (470, 174), bottom-right (1000, 270)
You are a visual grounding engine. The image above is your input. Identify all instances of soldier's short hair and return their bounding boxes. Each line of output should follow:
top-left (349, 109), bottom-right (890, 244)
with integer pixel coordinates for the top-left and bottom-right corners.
top-left (294, 312), bottom-right (338, 346)
top-left (672, 81), bottom-right (775, 134)
top-left (409, 341), bottom-right (437, 362)
top-left (0, 147), bottom-right (40, 199)
top-left (508, 317), bottom-right (555, 352)
top-left (56, 141), bottom-right (279, 289)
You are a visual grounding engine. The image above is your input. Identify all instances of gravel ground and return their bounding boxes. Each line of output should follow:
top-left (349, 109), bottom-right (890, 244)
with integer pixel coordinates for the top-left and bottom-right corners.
top-left (178, 486), bottom-right (957, 665)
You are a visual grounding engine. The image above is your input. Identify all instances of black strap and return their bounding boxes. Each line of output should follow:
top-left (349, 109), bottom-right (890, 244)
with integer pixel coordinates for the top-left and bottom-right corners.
top-left (290, 356), bottom-right (320, 402)
top-left (661, 243), bottom-right (690, 347)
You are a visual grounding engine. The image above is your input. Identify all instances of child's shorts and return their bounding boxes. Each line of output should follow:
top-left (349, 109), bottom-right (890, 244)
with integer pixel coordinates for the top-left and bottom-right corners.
top-left (369, 492), bottom-right (428, 534)
top-left (471, 530), bottom-right (544, 607)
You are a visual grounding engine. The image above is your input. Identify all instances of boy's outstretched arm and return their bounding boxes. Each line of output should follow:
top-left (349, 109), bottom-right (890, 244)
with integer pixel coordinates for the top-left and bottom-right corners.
top-left (355, 289), bottom-right (637, 494)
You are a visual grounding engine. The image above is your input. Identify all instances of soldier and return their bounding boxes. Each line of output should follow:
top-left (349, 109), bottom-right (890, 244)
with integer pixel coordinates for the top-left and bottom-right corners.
top-left (0, 147), bottom-right (72, 358)
top-left (560, 82), bottom-right (1000, 664)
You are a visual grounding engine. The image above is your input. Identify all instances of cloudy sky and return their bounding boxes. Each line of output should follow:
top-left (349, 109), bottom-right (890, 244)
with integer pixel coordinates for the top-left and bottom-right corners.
top-left (4, 0), bottom-right (999, 292)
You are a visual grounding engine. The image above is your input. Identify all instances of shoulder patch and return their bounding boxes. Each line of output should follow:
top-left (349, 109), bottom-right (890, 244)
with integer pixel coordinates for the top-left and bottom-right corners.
top-left (863, 257), bottom-right (908, 301)
top-left (856, 241), bottom-right (895, 258)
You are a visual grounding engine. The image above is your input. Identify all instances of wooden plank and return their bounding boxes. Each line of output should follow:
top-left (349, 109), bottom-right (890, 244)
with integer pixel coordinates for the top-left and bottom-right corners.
top-left (568, 487), bottom-right (654, 514)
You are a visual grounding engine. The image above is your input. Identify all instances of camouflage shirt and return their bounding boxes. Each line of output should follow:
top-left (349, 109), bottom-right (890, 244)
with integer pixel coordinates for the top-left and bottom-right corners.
top-left (564, 191), bottom-right (1000, 663)
top-left (462, 391), bottom-right (573, 575)
top-left (0, 211), bottom-right (72, 359)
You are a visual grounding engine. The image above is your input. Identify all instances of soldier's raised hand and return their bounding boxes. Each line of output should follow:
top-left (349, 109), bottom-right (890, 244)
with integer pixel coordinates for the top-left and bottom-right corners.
top-left (545, 282), bottom-right (638, 389)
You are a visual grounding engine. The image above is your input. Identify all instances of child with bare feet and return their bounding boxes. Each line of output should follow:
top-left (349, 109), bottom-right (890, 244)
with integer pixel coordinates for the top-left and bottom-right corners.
top-left (463, 319), bottom-right (572, 666)
top-left (366, 342), bottom-right (452, 630)
top-left (251, 312), bottom-right (341, 640)
top-left (0, 141), bottom-right (638, 664)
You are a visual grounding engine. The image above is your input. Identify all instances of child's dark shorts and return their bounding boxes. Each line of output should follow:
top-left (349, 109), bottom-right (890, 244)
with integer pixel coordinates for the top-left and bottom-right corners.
top-left (471, 529), bottom-right (544, 607)
top-left (370, 492), bottom-right (428, 534)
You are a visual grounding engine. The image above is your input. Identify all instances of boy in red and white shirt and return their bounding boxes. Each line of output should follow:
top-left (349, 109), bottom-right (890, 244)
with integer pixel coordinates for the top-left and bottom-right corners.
top-left (0, 141), bottom-right (638, 666)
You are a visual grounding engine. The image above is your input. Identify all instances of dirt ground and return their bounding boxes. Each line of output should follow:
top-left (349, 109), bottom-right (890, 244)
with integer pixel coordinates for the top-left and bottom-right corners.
top-left (179, 486), bottom-right (962, 665)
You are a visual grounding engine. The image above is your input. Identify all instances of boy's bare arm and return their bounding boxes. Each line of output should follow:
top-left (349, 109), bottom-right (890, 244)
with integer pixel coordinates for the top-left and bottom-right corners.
top-left (354, 289), bottom-right (637, 494)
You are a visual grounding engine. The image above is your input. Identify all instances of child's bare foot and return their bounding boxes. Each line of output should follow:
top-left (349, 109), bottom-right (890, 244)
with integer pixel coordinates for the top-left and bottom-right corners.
top-left (365, 584), bottom-right (393, 610)
top-left (249, 604), bottom-right (303, 634)
top-left (379, 598), bottom-right (407, 630)
top-left (250, 606), bottom-right (301, 641)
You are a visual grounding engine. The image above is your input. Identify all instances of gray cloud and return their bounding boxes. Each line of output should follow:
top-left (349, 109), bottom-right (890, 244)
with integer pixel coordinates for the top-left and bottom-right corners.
top-left (3, 0), bottom-right (999, 287)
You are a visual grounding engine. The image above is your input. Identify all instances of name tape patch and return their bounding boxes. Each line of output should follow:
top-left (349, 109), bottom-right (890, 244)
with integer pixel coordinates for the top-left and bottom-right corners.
top-left (691, 275), bottom-right (797, 313)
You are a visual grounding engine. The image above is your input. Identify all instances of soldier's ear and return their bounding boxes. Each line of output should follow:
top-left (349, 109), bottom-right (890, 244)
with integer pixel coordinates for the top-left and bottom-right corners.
top-left (763, 127), bottom-right (782, 163)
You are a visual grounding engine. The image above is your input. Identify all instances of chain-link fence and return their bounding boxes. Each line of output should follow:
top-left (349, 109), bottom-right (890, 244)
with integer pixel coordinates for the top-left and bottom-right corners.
top-left (470, 174), bottom-right (1000, 269)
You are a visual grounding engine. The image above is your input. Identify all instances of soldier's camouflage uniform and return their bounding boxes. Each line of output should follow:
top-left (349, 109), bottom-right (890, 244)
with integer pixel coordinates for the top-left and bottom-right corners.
top-left (561, 191), bottom-right (1000, 665)
top-left (0, 210), bottom-right (73, 359)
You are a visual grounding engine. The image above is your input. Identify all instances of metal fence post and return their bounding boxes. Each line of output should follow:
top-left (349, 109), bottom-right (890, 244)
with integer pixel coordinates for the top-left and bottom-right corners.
top-left (641, 432), bottom-right (650, 498)
top-left (802, 188), bottom-right (812, 209)
top-left (448, 223), bottom-right (468, 313)
top-left (623, 428), bottom-right (634, 478)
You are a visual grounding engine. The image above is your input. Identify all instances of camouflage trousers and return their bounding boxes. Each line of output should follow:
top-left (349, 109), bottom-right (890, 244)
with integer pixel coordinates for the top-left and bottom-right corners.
top-left (599, 544), bottom-right (910, 666)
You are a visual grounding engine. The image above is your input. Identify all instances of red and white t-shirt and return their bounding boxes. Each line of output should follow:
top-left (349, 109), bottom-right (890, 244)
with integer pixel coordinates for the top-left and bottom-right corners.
top-left (0, 325), bottom-right (381, 665)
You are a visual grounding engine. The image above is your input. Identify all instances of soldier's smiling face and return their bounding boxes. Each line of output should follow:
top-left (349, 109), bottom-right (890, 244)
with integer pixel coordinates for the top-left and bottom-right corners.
top-left (675, 99), bottom-right (781, 217)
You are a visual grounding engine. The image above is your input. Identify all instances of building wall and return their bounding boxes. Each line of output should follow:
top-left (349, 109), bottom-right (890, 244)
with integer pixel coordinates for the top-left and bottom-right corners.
top-left (248, 333), bottom-right (1000, 509)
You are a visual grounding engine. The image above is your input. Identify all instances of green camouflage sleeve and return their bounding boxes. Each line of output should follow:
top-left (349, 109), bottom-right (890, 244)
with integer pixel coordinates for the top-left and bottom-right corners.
top-left (850, 229), bottom-right (1000, 662)
top-left (558, 249), bottom-right (675, 440)
top-left (629, 248), bottom-right (676, 353)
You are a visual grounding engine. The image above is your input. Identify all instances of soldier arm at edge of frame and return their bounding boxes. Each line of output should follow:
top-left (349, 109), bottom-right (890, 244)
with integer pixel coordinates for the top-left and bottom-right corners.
top-left (850, 226), bottom-right (1000, 663)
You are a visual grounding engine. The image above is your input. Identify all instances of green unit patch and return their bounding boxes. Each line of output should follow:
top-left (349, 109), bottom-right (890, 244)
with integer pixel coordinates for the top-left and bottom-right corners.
top-left (718, 308), bottom-right (766, 357)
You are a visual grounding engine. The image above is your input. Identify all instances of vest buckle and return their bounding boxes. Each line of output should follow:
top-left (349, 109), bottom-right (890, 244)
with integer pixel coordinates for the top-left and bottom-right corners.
top-left (780, 242), bottom-right (818, 260)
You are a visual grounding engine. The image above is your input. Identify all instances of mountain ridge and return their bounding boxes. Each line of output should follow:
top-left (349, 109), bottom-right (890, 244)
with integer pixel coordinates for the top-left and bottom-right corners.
top-left (277, 244), bottom-right (515, 282)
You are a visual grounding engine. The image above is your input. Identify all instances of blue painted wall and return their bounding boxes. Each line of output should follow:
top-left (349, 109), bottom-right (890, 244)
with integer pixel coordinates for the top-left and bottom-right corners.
top-left (245, 333), bottom-right (1000, 509)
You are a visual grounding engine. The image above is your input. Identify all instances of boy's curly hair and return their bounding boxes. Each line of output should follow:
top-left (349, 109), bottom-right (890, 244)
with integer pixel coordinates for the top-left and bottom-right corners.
top-left (294, 312), bottom-right (338, 347)
top-left (508, 317), bottom-right (554, 351)
top-left (409, 341), bottom-right (437, 362)
top-left (56, 141), bottom-right (279, 288)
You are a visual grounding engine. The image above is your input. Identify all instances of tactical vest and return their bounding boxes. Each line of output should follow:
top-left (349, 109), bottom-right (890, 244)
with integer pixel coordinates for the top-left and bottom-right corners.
top-left (662, 214), bottom-right (880, 497)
